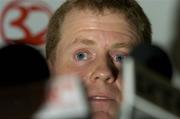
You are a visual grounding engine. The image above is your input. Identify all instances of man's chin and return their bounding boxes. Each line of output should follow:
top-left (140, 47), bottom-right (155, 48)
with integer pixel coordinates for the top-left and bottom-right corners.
top-left (91, 111), bottom-right (114, 119)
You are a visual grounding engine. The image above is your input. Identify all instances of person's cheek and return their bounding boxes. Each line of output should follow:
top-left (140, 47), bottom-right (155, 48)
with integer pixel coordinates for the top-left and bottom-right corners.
top-left (116, 79), bottom-right (123, 99)
top-left (53, 53), bottom-right (78, 75)
top-left (70, 63), bottom-right (91, 80)
top-left (58, 59), bottom-right (90, 79)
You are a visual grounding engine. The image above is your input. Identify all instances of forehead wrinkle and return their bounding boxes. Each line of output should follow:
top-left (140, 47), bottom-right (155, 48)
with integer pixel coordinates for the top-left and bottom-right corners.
top-left (71, 38), bottom-right (96, 46)
top-left (111, 42), bottom-right (131, 49)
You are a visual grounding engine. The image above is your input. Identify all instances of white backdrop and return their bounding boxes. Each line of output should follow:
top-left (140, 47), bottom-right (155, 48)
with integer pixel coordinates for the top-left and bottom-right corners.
top-left (138, 0), bottom-right (178, 53)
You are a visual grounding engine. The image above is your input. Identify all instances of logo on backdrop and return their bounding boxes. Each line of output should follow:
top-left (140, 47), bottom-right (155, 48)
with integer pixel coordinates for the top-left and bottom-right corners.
top-left (0, 0), bottom-right (52, 45)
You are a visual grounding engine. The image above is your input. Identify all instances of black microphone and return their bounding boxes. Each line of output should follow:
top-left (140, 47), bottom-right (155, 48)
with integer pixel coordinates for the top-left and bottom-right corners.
top-left (0, 44), bottom-right (50, 86)
top-left (130, 43), bottom-right (173, 81)
top-left (120, 44), bottom-right (180, 119)
top-left (0, 44), bottom-right (50, 119)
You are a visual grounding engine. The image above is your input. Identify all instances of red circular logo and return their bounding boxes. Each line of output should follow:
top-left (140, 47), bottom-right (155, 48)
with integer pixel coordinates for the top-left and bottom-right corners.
top-left (0, 0), bottom-right (52, 45)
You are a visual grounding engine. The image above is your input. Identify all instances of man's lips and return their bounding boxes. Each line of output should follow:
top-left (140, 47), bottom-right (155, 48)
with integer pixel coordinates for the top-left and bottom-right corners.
top-left (88, 94), bottom-right (116, 112)
top-left (88, 92), bottom-right (117, 114)
top-left (88, 93), bottom-right (116, 102)
top-left (88, 96), bottom-right (114, 100)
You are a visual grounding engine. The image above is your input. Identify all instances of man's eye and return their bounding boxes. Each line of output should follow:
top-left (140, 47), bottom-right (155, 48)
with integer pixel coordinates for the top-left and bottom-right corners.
top-left (114, 54), bottom-right (126, 63)
top-left (75, 52), bottom-right (88, 61)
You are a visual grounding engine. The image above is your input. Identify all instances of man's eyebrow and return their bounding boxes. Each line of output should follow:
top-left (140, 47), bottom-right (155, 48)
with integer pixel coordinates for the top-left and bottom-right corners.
top-left (72, 38), bottom-right (95, 45)
top-left (111, 42), bottom-right (131, 49)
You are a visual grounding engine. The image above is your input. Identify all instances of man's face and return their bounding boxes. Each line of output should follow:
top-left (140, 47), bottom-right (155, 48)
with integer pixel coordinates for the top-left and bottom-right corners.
top-left (52, 9), bottom-right (137, 119)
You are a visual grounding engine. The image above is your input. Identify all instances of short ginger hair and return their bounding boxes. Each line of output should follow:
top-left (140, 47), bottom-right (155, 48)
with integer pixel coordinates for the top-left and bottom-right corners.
top-left (46, 0), bottom-right (152, 62)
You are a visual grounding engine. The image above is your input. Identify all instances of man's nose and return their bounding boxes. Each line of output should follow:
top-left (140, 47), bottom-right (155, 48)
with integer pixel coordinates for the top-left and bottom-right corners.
top-left (90, 56), bottom-right (118, 83)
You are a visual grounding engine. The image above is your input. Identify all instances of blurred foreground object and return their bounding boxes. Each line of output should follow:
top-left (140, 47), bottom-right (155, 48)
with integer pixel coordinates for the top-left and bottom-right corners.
top-left (120, 44), bottom-right (180, 119)
top-left (0, 44), bottom-right (49, 85)
top-left (172, 38), bottom-right (180, 72)
top-left (171, 1), bottom-right (180, 72)
top-left (130, 44), bottom-right (173, 81)
top-left (0, 44), bottom-right (50, 119)
top-left (33, 75), bottom-right (90, 119)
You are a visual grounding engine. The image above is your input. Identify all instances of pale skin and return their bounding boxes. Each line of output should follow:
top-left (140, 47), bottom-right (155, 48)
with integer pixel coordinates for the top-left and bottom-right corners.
top-left (49, 9), bottom-right (138, 119)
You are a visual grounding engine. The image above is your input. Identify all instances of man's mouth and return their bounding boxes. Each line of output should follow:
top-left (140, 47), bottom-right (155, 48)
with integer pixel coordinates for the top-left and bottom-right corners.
top-left (88, 92), bottom-right (115, 103)
top-left (87, 91), bottom-right (117, 111)
top-left (88, 95), bottom-right (116, 113)
top-left (88, 95), bottom-right (115, 102)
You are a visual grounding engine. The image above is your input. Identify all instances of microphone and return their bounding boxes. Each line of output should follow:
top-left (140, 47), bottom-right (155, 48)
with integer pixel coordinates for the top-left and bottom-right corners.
top-left (0, 44), bottom-right (50, 119)
top-left (130, 43), bottom-right (173, 81)
top-left (0, 44), bottom-right (50, 86)
top-left (119, 44), bottom-right (180, 119)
